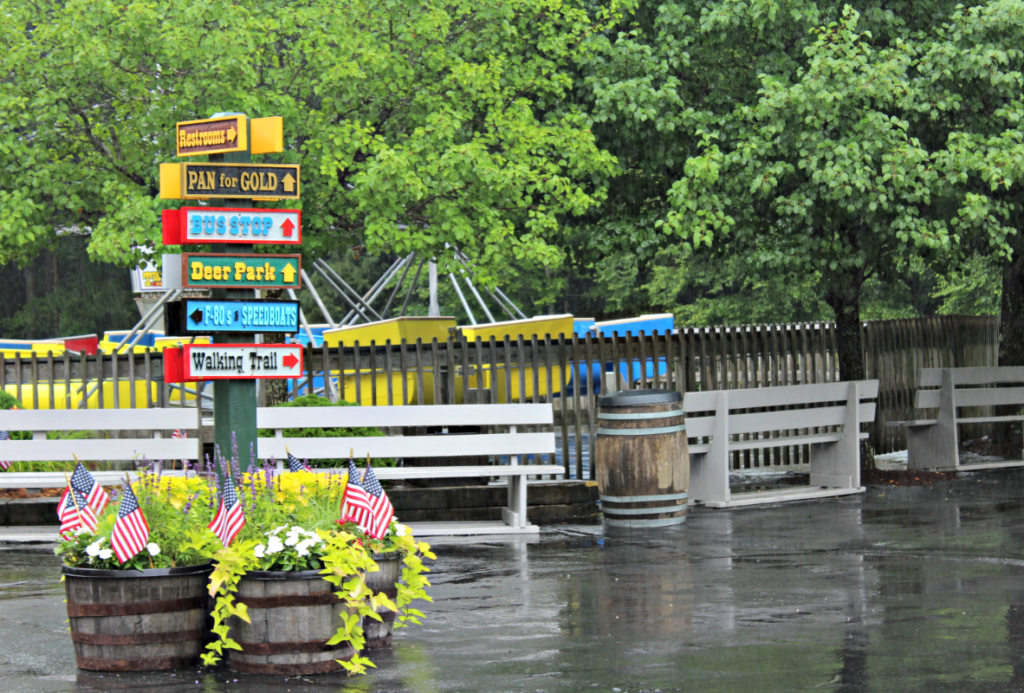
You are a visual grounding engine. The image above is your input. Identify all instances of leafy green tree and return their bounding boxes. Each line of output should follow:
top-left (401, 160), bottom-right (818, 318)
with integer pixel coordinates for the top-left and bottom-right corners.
top-left (0, 0), bottom-right (626, 282)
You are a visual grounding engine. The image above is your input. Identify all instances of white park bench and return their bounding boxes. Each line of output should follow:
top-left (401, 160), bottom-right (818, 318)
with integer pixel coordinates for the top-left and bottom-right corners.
top-left (887, 367), bottom-right (1024, 472)
top-left (0, 408), bottom-right (199, 488)
top-left (0, 404), bottom-right (560, 536)
top-left (683, 380), bottom-right (879, 508)
top-left (257, 404), bottom-right (559, 535)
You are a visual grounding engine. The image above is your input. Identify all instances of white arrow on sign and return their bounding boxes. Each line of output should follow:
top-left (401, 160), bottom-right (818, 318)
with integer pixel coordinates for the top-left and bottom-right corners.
top-left (183, 344), bottom-right (302, 380)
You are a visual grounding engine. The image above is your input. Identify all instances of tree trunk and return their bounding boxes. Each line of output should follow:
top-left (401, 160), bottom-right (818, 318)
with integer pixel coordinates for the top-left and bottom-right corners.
top-left (826, 287), bottom-right (874, 471)
top-left (994, 251), bottom-right (1024, 456)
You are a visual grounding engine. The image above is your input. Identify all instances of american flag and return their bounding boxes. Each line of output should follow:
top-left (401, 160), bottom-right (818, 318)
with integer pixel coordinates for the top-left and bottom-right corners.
top-left (68, 461), bottom-right (109, 515)
top-left (340, 458), bottom-right (374, 531)
top-left (110, 483), bottom-right (149, 562)
top-left (287, 450), bottom-right (311, 473)
top-left (0, 430), bottom-right (10, 471)
top-left (171, 429), bottom-right (186, 439)
top-left (59, 489), bottom-right (97, 537)
top-left (208, 480), bottom-right (245, 546)
top-left (341, 459), bottom-right (393, 539)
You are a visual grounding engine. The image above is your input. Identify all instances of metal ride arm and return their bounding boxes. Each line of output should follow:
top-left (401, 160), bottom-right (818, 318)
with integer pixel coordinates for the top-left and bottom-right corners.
top-left (312, 262), bottom-right (375, 323)
top-left (314, 259), bottom-right (383, 322)
top-left (300, 269), bottom-right (337, 328)
top-left (399, 259), bottom-right (426, 317)
top-left (448, 271), bottom-right (477, 325)
top-left (380, 252), bottom-right (415, 318)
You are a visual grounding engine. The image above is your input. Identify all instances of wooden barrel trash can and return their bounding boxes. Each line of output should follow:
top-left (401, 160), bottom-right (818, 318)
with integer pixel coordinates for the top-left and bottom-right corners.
top-left (363, 552), bottom-right (401, 650)
top-left (229, 569), bottom-right (356, 676)
top-left (595, 389), bottom-right (689, 527)
top-left (63, 562), bottom-right (213, 672)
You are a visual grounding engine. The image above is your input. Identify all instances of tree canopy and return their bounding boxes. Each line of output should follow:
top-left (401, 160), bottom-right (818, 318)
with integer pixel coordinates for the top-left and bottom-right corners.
top-left (0, 0), bottom-right (627, 284)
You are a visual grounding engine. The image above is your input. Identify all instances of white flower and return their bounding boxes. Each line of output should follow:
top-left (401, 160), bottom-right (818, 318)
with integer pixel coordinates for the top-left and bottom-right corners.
top-left (254, 544), bottom-right (266, 558)
top-left (74, 527), bottom-right (90, 536)
top-left (98, 548), bottom-right (113, 560)
top-left (85, 542), bottom-right (103, 557)
top-left (394, 523), bottom-right (408, 538)
top-left (295, 541), bottom-right (311, 557)
top-left (268, 525), bottom-right (287, 536)
top-left (284, 534), bottom-right (300, 547)
top-left (146, 543), bottom-right (160, 556)
top-left (267, 537), bottom-right (284, 554)
top-left (291, 525), bottom-right (303, 534)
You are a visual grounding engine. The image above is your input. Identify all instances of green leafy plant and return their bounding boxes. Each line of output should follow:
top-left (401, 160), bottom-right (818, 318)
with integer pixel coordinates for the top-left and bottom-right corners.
top-left (200, 452), bottom-right (432, 675)
top-left (257, 395), bottom-right (395, 467)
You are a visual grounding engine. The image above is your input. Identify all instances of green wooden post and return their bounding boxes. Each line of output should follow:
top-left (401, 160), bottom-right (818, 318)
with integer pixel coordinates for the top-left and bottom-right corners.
top-left (208, 112), bottom-right (258, 472)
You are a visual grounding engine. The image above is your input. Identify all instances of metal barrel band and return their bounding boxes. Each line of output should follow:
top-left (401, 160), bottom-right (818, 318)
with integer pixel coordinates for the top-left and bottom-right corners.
top-left (71, 629), bottom-right (205, 646)
top-left (603, 502), bottom-right (689, 516)
top-left (66, 596), bottom-right (205, 618)
top-left (235, 592), bottom-right (340, 608)
top-left (229, 656), bottom-right (352, 676)
top-left (238, 638), bottom-right (350, 656)
top-left (596, 423), bottom-right (687, 436)
top-left (75, 655), bottom-right (201, 672)
top-left (600, 491), bottom-right (689, 503)
top-left (597, 409), bottom-right (685, 421)
top-left (605, 516), bottom-right (687, 528)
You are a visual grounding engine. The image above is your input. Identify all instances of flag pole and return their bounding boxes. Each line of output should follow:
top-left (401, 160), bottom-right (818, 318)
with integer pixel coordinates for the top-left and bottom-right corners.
top-left (63, 471), bottom-right (82, 516)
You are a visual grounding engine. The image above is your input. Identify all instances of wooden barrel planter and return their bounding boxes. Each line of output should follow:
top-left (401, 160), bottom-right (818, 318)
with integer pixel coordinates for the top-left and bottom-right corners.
top-left (595, 389), bottom-right (689, 527)
top-left (363, 552), bottom-right (401, 650)
top-left (228, 569), bottom-right (356, 676)
top-left (63, 562), bottom-right (213, 672)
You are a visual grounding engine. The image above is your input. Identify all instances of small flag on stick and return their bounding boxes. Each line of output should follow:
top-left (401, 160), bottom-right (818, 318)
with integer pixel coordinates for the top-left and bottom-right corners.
top-left (208, 480), bottom-right (245, 547)
top-left (340, 455), bottom-right (374, 532)
top-left (111, 481), bottom-right (150, 563)
top-left (360, 456), bottom-right (394, 539)
top-left (286, 445), bottom-right (311, 473)
top-left (59, 476), bottom-right (97, 537)
top-left (67, 457), bottom-right (109, 515)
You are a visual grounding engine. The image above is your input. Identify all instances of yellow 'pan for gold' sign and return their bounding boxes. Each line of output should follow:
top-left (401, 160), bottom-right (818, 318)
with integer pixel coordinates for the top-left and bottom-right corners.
top-left (161, 162), bottom-right (300, 200)
top-left (176, 115), bottom-right (248, 156)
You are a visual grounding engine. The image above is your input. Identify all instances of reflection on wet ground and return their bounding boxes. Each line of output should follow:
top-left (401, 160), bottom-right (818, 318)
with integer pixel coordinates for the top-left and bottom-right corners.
top-left (7, 470), bottom-right (1024, 691)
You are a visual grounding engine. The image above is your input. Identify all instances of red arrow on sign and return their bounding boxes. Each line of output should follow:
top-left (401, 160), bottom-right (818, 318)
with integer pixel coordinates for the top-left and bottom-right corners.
top-left (282, 353), bottom-right (299, 369)
top-left (281, 218), bottom-right (295, 237)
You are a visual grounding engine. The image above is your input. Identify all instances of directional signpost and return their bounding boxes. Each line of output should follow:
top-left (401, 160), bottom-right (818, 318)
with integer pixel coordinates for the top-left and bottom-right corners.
top-left (162, 207), bottom-right (301, 245)
top-left (164, 344), bottom-right (303, 382)
top-left (165, 299), bottom-right (301, 336)
top-left (160, 112), bottom-right (301, 472)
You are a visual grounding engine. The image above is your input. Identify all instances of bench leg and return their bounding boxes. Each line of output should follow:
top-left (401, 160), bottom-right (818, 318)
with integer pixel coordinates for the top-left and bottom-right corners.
top-left (503, 476), bottom-right (527, 529)
top-left (690, 391), bottom-right (730, 508)
top-left (810, 382), bottom-right (859, 489)
top-left (908, 368), bottom-right (959, 471)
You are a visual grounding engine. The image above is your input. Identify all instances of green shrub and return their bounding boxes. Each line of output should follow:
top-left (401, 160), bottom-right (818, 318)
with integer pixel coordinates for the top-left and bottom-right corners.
top-left (0, 393), bottom-right (30, 441)
top-left (257, 395), bottom-right (395, 467)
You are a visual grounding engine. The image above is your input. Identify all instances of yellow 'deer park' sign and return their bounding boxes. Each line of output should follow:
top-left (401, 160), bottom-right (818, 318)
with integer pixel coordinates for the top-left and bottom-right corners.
top-left (181, 253), bottom-right (302, 290)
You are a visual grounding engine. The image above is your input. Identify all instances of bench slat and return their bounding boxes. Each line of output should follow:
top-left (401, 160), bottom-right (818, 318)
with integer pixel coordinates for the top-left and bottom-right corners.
top-left (0, 470), bottom-right (188, 489)
top-left (726, 403), bottom-right (875, 436)
top-left (0, 408), bottom-right (198, 431)
top-left (258, 432), bottom-right (555, 460)
top-left (256, 404), bottom-right (553, 429)
top-left (919, 366), bottom-right (1024, 387)
top-left (916, 386), bottom-right (1024, 410)
top-left (371, 465), bottom-right (564, 480)
top-left (0, 439), bottom-right (196, 462)
top-left (683, 380), bottom-right (879, 412)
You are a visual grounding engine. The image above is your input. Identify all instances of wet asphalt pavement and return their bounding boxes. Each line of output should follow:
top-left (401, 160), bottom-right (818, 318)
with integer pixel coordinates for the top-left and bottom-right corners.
top-left (6, 471), bottom-right (1024, 692)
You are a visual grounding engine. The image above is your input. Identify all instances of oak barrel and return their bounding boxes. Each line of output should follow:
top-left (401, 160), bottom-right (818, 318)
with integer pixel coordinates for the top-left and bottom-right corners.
top-left (595, 389), bottom-right (689, 527)
top-left (63, 562), bottom-right (213, 672)
top-left (228, 569), bottom-right (356, 675)
top-left (363, 552), bottom-right (401, 650)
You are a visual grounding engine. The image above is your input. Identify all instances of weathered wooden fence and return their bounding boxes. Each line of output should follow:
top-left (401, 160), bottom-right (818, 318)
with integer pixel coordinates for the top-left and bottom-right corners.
top-left (0, 314), bottom-right (1000, 477)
